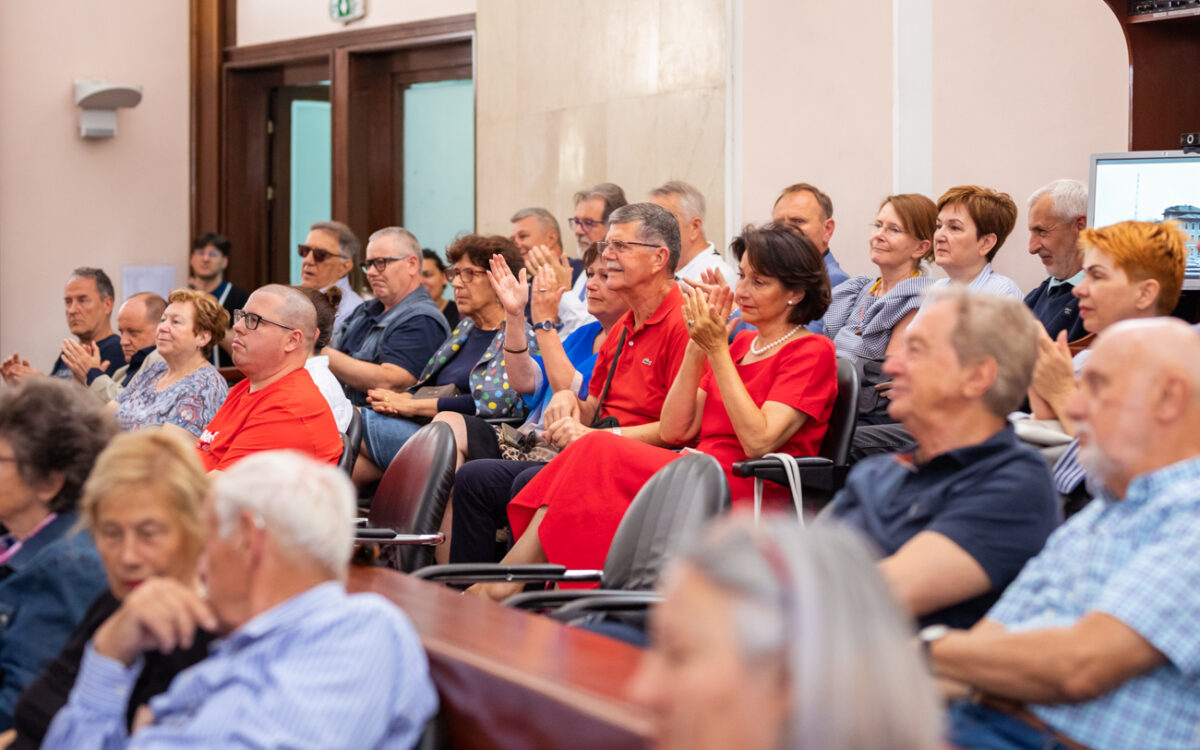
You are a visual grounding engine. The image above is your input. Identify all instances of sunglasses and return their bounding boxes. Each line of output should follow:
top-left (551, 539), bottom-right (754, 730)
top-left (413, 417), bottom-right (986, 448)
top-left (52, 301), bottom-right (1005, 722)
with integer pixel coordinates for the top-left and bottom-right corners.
top-left (297, 245), bottom-right (348, 263)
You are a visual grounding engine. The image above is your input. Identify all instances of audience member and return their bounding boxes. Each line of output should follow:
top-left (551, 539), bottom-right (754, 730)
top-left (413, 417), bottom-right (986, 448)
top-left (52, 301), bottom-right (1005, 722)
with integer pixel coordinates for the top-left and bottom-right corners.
top-left (470, 223), bottom-right (837, 600)
top-left (327, 227), bottom-right (449, 406)
top-left (111, 290), bottom-right (228, 437)
top-left (2, 268), bottom-right (125, 385)
top-left (0, 379), bottom-right (116, 729)
top-left (420, 249), bottom-right (460, 329)
top-left (649, 180), bottom-right (736, 288)
top-left (556, 183), bottom-right (628, 334)
top-left (187, 233), bottom-right (248, 368)
top-left (821, 193), bottom-right (936, 423)
top-left (822, 288), bottom-right (1060, 628)
top-left (293, 286), bottom-right (354, 434)
top-left (195, 285), bottom-right (342, 472)
top-left (354, 235), bottom-right (537, 486)
top-left (60, 292), bottom-right (166, 402)
top-left (1024, 179), bottom-right (1089, 341)
top-left (932, 318), bottom-right (1200, 750)
top-left (630, 520), bottom-right (943, 750)
top-left (771, 182), bottom-right (850, 290)
top-left (8, 431), bottom-right (214, 749)
top-left (42, 451), bottom-right (437, 749)
top-left (447, 202), bottom-right (690, 564)
top-left (510, 207), bottom-right (590, 338)
top-left (931, 185), bottom-right (1022, 297)
top-left (298, 220), bottom-right (365, 332)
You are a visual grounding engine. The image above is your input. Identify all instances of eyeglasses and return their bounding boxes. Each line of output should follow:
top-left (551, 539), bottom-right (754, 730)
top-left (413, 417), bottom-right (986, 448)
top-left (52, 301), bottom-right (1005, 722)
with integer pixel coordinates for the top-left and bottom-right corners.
top-left (445, 267), bottom-right (486, 283)
top-left (870, 221), bottom-right (908, 238)
top-left (595, 240), bottom-right (663, 254)
top-left (568, 217), bottom-right (606, 231)
top-left (191, 247), bottom-right (223, 260)
top-left (298, 244), bottom-right (348, 263)
top-left (232, 309), bottom-right (296, 332)
top-left (360, 256), bottom-right (411, 274)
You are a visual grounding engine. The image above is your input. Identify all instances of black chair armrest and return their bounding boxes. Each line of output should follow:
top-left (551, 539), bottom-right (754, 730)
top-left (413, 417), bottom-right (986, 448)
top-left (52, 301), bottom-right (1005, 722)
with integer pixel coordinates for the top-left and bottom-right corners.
top-left (411, 562), bottom-right (602, 586)
top-left (354, 529), bottom-right (444, 546)
top-left (502, 588), bottom-right (635, 611)
top-left (732, 456), bottom-right (833, 478)
top-left (549, 591), bottom-right (662, 621)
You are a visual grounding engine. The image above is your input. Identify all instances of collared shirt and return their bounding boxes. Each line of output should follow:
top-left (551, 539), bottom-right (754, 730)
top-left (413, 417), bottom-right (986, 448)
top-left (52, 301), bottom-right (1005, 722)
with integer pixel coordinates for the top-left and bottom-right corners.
top-left (557, 257), bottom-right (597, 339)
top-left (675, 242), bottom-right (737, 289)
top-left (43, 582), bottom-right (437, 750)
top-left (1046, 269), bottom-right (1085, 290)
top-left (986, 456), bottom-right (1200, 750)
top-left (1025, 271), bottom-right (1088, 341)
top-left (587, 284), bottom-right (690, 427)
top-left (85, 345), bottom-right (154, 389)
top-left (0, 513), bottom-right (57, 567)
top-left (821, 426), bottom-right (1060, 628)
top-left (932, 263), bottom-right (1023, 299)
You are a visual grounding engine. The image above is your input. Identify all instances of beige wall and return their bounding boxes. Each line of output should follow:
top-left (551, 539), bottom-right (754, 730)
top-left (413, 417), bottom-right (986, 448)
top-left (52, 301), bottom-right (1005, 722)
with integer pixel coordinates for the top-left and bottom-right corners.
top-left (237, 0), bottom-right (476, 46)
top-left (741, 0), bottom-right (1128, 293)
top-left (475, 0), bottom-right (727, 256)
top-left (0, 2), bottom-right (190, 374)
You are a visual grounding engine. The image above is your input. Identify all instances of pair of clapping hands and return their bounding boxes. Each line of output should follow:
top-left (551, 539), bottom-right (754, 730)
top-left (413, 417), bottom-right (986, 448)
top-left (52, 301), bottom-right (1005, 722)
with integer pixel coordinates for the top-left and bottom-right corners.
top-left (1, 338), bottom-right (105, 386)
top-left (680, 269), bottom-right (737, 356)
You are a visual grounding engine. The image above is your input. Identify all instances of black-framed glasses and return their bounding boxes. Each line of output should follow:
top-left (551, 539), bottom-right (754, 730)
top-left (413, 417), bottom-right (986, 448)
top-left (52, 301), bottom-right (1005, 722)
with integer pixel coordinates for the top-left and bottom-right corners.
top-left (297, 244), bottom-right (348, 263)
top-left (568, 217), bottom-right (606, 231)
top-left (445, 267), bottom-right (486, 283)
top-left (232, 309), bottom-right (296, 332)
top-left (360, 256), bottom-right (409, 274)
top-left (595, 240), bottom-right (663, 254)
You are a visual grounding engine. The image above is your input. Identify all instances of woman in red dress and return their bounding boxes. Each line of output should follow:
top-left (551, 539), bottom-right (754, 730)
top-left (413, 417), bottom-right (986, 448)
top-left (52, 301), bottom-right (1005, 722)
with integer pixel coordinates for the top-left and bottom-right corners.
top-left (471, 224), bottom-right (838, 599)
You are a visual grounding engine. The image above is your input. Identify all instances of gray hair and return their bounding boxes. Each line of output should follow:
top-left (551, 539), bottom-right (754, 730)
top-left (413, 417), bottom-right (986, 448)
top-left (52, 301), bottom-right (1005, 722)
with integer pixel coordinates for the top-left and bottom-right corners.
top-left (509, 207), bottom-right (562, 245)
top-left (256, 284), bottom-right (317, 348)
top-left (608, 202), bottom-right (682, 274)
top-left (649, 179), bottom-right (706, 222)
top-left (572, 182), bottom-right (628, 223)
top-left (69, 267), bottom-right (115, 301)
top-left (309, 220), bottom-right (362, 264)
top-left (1027, 179), bottom-right (1087, 224)
top-left (681, 519), bottom-right (943, 750)
top-left (926, 285), bottom-right (1040, 417)
top-left (368, 226), bottom-right (421, 259)
top-left (212, 451), bottom-right (355, 579)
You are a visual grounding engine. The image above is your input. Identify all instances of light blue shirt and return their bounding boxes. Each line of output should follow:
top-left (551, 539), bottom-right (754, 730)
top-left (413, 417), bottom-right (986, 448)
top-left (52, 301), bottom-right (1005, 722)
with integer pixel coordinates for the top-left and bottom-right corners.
top-left (43, 581), bottom-right (437, 749)
top-left (932, 263), bottom-right (1023, 299)
top-left (987, 456), bottom-right (1200, 749)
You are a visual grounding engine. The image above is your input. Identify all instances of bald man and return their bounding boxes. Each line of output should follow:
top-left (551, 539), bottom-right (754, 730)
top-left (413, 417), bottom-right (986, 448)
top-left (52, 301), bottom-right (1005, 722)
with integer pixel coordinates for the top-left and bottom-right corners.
top-left (195, 284), bottom-right (342, 473)
top-left (929, 319), bottom-right (1200, 750)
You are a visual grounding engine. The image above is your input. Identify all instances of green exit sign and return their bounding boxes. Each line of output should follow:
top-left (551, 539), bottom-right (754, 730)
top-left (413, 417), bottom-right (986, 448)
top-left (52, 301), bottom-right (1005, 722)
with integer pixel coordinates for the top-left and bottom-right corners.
top-left (330, 0), bottom-right (366, 23)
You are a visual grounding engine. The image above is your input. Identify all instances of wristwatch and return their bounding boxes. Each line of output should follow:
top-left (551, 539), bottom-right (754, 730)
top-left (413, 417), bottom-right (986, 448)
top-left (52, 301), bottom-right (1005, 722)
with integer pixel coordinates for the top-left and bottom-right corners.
top-left (531, 319), bottom-right (563, 332)
top-left (917, 624), bottom-right (950, 661)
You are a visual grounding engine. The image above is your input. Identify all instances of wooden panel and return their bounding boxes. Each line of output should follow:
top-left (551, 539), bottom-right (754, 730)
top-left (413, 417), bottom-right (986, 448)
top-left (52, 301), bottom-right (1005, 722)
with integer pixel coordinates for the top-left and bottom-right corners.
top-left (347, 566), bottom-right (654, 750)
top-left (221, 67), bottom-right (280, 291)
top-left (189, 0), bottom-right (226, 246)
top-left (224, 15), bottom-right (475, 67)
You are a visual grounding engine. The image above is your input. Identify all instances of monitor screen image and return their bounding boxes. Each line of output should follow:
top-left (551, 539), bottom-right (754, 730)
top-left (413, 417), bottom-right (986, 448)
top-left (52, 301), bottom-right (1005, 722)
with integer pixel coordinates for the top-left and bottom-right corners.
top-left (1089, 150), bottom-right (1200, 278)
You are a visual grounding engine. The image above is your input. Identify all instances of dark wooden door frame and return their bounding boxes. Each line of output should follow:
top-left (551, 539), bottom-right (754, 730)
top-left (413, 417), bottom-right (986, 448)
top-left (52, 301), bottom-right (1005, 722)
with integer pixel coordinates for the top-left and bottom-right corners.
top-left (189, 2), bottom-right (474, 290)
top-left (269, 84), bottom-right (331, 286)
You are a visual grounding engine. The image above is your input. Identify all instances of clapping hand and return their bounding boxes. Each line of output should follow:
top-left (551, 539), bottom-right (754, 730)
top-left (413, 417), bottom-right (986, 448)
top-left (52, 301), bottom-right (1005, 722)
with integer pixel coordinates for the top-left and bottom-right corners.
top-left (526, 246), bottom-right (574, 292)
top-left (60, 339), bottom-right (105, 384)
top-left (487, 254), bottom-right (529, 318)
top-left (1, 353), bottom-right (40, 386)
top-left (682, 282), bottom-right (734, 355)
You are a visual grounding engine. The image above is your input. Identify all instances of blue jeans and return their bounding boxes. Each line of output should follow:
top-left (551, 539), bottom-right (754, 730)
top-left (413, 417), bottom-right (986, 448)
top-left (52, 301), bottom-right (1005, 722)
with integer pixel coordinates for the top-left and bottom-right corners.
top-left (361, 409), bottom-right (423, 469)
top-left (948, 700), bottom-right (1079, 750)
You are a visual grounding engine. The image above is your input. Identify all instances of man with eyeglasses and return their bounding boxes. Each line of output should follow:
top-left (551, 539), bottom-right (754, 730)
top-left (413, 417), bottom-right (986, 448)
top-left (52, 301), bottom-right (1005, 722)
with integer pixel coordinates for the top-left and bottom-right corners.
top-left (187, 232), bottom-right (249, 368)
top-left (298, 220), bottom-right (365, 332)
top-left (326, 227), bottom-right (449, 406)
top-left (547, 183), bottom-right (628, 337)
top-left (194, 285), bottom-right (343, 473)
top-left (510, 207), bottom-right (591, 339)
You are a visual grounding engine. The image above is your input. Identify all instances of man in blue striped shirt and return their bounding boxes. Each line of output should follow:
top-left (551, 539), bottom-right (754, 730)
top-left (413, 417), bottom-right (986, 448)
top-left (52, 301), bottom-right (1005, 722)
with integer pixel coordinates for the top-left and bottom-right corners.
top-left (43, 451), bottom-right (437, 749)
top-left (927, 318), bottom-right (1200, 750)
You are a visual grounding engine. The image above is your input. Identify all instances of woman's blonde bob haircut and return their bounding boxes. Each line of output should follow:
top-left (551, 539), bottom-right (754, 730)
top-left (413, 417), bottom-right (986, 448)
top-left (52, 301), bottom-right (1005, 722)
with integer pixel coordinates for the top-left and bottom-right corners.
top-left (79, 430), bottom-right (209, 562)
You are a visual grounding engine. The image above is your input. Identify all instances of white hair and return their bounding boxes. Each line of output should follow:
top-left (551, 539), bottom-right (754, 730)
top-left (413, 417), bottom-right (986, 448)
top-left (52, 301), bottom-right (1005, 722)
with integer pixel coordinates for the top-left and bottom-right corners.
top-left (1028, 179), bottom-right (1087, 223)
top-left (650, 179), bottom-right (706, 221)
top-left (682, 519), bottom-right (943, 750)
top-left (211, 451), bottom-right (355, 579)
top-left (368, 226), bottom-right (421, 258)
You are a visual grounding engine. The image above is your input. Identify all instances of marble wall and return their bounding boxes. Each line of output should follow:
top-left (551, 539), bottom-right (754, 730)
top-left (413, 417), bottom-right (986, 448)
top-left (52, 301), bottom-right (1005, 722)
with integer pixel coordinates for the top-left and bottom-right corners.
top-left (476, 0), bottom-right (728, 256)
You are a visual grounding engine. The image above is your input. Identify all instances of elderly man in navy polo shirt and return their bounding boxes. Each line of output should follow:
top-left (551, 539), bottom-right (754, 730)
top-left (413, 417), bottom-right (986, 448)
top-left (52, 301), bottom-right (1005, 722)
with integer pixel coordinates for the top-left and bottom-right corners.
top-left (928, 318), bottom-right (1200, 750)
top-left (822, 287), bottom-right (1060, 629)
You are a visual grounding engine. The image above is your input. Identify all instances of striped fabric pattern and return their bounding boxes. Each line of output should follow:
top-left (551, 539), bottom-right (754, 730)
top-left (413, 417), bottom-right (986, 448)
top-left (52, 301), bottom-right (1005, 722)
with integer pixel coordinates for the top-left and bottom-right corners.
top-left (822, 275), bottom-right (934, 359)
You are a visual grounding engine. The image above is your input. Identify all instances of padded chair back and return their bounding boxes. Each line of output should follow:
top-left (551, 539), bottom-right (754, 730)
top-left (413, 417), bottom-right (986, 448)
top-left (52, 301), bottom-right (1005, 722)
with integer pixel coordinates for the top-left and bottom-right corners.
top-left (337, 407), bottom-right (364, 475)
top-left (820, 357), bottom-right (860, 465)
top-left (602, 452), bottom-right (730, 591)
top-left (368, 421), bottom-right (457, 571)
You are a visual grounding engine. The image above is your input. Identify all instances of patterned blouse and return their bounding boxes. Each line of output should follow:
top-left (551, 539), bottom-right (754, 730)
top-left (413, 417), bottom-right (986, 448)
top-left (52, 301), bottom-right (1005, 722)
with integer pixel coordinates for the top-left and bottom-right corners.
top-left (822, 274), bottom-right (934, 360)
top-left (114, 360), bottom-right (228, 436)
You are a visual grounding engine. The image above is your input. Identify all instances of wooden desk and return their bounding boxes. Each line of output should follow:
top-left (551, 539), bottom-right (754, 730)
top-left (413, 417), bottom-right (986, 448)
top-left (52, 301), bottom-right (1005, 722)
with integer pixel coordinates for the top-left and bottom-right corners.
top-left (348, 565), bottom-right (654, 750)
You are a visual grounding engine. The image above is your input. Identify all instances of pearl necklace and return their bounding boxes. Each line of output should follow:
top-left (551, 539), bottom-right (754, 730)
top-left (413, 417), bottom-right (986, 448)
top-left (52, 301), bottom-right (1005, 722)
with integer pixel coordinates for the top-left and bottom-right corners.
top-left (749, 323), bottom-right (804, 355)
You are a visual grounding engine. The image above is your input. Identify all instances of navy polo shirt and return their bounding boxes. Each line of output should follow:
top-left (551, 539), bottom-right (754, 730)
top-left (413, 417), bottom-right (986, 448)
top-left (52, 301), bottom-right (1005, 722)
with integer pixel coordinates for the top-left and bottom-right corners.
top-left (821, 426), bottom-right (1060, 629)
top-left (337, 299), bottom-right (447, 381)
top-left (1025, 276), bottom-right (1088, 342)
top-left (49, 333), bottom-right (125, 380)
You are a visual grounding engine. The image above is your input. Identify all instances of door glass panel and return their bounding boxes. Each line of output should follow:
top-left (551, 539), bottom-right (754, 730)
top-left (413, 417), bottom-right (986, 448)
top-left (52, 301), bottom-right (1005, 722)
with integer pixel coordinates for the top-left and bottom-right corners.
top-left (290, 99), bottom-right (332, 284)
top-left (403, 79), bottom-right (475, 267)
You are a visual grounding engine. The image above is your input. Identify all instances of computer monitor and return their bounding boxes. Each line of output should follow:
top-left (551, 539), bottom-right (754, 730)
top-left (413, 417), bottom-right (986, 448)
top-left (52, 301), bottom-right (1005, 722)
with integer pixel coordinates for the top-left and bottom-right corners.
top-left (1088, 150), bottom-right (1200, 280)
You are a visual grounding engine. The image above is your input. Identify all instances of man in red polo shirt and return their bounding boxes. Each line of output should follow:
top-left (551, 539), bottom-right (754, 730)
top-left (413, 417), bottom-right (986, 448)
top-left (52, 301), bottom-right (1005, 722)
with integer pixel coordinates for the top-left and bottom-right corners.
top-left (196, 284), bottom-right (342, 472)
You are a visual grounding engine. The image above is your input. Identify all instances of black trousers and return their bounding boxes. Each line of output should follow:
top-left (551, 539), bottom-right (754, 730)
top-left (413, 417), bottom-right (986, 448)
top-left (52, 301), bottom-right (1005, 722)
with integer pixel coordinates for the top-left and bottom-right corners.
top-left (449, 459), bottom-right (548, 563)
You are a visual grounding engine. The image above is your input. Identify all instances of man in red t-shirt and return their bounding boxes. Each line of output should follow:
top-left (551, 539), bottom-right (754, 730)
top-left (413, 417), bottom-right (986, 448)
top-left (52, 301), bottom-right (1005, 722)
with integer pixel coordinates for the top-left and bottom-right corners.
top-left (196, 284), bottom-right (342, 473)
